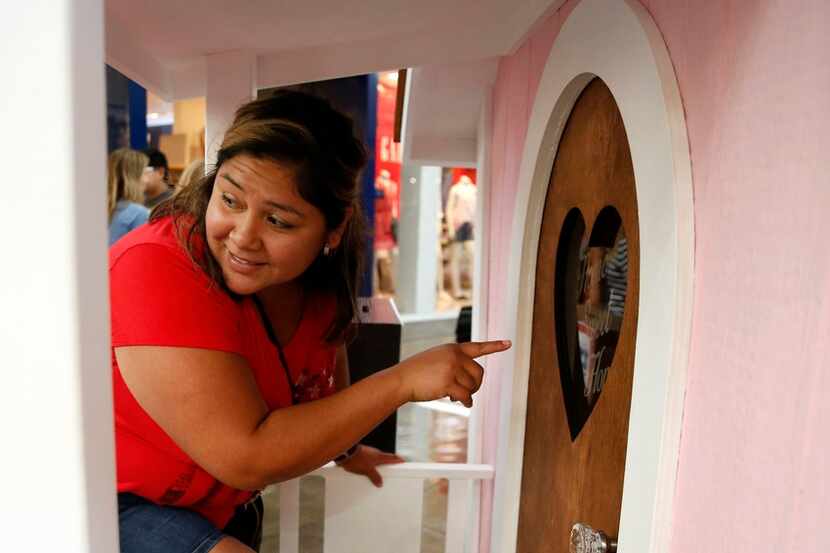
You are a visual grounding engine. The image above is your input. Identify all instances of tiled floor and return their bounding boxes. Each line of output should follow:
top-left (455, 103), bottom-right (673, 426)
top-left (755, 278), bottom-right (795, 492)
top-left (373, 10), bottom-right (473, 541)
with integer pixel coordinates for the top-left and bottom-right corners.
top-left (259, 402), bottom-right (468, 553)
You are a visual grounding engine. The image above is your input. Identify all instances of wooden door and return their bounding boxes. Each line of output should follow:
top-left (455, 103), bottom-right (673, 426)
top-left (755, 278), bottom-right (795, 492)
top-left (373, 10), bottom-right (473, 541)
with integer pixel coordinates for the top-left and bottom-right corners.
top-left (516, 78), bottom-right (639, 552)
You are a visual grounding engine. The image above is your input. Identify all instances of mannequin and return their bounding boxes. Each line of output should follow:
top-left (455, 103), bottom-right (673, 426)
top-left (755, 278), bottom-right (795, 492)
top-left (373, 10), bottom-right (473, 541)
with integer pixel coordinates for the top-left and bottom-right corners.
top-left (445, 175), bottom-right (476, 299)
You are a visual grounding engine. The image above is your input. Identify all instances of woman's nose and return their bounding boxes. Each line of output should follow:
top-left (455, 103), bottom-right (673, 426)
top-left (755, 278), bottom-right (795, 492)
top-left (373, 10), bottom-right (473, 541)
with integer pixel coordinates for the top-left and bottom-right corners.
top-left (230, 213), bottom-right (261, 250)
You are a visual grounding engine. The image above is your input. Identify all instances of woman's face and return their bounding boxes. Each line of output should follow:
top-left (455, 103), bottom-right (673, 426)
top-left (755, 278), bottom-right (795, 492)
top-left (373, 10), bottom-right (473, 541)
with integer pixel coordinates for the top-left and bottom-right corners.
top-left (205, 154), bottom-right (337, 296)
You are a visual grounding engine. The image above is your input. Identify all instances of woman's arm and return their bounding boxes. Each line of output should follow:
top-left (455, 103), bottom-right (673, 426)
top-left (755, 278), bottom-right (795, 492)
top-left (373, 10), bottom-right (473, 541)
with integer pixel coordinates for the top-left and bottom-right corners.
top-left (115, 339), bottom-right (507, 491)
top-left (330, 344), bottom-right (404, 487)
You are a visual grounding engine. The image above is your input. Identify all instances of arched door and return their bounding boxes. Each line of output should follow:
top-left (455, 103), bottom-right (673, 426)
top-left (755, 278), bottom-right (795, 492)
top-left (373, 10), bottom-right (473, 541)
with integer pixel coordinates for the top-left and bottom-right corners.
top-left (516, 78), bottom-right (639, 553)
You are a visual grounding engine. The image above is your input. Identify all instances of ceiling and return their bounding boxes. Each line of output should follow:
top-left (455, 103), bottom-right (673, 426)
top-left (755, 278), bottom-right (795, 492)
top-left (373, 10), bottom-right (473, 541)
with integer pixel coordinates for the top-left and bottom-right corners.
top-left (106, 0), bottom-right (565, 164)
top-left (404, 58), bottom-right (500, 167)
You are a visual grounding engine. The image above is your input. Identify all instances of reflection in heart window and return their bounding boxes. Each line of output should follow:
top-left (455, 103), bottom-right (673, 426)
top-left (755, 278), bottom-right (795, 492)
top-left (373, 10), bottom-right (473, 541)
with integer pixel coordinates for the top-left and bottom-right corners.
top-left (555, 206), bottom-right (628, 441)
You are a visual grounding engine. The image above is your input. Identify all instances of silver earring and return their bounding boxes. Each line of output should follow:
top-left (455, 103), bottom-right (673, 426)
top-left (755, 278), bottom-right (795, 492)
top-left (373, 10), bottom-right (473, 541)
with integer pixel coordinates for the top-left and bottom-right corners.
top-left (323, 245), bottom-right (331, 256)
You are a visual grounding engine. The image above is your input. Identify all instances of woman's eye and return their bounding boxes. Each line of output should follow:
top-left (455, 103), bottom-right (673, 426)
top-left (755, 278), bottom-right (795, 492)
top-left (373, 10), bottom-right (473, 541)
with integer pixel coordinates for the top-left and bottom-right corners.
top-left (221, 194), bottom-right (237, 208)
top-left (267, 215), bottom-right (293, 229)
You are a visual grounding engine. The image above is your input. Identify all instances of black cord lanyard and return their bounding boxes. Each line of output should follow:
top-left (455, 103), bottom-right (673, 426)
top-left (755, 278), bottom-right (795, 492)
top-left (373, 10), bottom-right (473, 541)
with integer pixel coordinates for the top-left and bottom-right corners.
top-left (253, 294), bottom-right (359, 464)
top-left (251, 295), bottom-right (296, 404)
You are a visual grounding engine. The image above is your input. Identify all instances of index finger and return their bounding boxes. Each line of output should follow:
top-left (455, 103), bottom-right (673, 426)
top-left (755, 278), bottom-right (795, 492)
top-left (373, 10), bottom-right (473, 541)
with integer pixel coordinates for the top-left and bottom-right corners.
top-left (458, 340), bottom-right (512, 359)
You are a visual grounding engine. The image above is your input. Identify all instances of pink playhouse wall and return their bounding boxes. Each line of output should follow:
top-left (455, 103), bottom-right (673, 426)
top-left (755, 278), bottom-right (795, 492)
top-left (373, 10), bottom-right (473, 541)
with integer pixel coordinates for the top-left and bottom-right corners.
top-left (480, 1), bottom-right (830, 552)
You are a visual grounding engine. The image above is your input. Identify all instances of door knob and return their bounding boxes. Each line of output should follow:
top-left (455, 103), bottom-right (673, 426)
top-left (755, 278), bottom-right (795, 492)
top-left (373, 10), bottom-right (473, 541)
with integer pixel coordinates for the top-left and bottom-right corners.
top-left (569, 523), bottom-right (617, 553)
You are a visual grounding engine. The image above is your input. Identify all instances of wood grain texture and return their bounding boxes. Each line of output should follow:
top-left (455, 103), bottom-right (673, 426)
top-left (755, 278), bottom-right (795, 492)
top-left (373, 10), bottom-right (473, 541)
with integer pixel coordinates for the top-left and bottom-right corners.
top-left (516, 78), bottom-right (639, 553)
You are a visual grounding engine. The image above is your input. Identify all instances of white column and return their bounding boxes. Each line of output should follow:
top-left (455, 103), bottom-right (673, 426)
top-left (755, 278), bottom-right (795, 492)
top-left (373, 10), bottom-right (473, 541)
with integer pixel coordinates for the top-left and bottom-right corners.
top-left (396, 165), bottom-right (441, 314)
top-left (205, 50), bottom-right (258, 167)
top-left (0, 1), bottom-right (117, 551)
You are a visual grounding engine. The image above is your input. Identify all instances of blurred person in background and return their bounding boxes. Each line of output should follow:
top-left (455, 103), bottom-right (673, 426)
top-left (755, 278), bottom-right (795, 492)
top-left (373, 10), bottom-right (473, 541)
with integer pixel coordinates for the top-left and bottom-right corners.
top-left (176, 158), bottom-right (205, 193)
top-left (108, 148), bottom-right (150, 246)
top-left (143, 147), bottom-right (173, 208)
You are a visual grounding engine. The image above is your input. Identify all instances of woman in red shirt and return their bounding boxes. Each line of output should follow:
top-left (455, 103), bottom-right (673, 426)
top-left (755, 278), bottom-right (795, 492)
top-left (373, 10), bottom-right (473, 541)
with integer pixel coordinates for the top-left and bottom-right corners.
top-left (110, 90), bottom-right (510, 553)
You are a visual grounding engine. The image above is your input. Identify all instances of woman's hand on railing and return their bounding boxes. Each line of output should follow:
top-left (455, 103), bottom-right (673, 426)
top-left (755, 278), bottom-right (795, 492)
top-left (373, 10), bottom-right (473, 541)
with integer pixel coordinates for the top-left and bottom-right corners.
top-left (392, 340), bottom-right (511, 408)
top-left (338, 445), bottom-right (404, 487)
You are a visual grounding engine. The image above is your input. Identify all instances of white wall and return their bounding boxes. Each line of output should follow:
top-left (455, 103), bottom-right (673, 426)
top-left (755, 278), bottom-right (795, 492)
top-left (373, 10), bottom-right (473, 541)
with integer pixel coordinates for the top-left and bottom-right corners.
top-left (205, 51), bottom-right (257, 166)
top-left (396, 166), bottom-right (441, 315)
top-left (0, 1), bottom-right (118, 551)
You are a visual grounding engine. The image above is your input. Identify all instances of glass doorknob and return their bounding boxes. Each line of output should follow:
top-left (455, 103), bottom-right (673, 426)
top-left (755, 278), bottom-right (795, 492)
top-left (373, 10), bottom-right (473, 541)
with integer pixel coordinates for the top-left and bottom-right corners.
top-left (569, 523), bottom-right (617, 553)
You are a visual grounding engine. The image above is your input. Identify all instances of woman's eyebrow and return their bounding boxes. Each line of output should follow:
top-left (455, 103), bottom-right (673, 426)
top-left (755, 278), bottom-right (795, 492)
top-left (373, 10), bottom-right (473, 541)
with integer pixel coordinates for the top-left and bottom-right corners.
top-left (264, 199), bottom-right (304, 218)
top-left (221, 172), bottom-right (244, 190)
top-left (221, 172), bottom-right (304, 218)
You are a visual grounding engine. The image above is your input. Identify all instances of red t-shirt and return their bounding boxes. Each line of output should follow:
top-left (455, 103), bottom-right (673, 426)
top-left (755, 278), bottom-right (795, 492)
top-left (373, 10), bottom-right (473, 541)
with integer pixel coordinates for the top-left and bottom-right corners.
top-left (109, 217), bottom-right (338, 528)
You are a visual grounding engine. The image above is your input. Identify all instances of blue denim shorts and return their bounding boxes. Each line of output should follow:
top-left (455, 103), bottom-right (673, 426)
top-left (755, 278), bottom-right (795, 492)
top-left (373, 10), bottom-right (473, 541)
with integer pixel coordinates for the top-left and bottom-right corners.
top-left (118, 493), bottom-right (225, 553)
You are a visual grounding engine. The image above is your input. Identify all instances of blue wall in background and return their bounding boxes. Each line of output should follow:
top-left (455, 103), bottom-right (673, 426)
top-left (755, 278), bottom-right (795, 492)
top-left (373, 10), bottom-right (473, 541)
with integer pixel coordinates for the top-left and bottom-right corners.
top-left (105, 66), bottom-right (129, 152)
top-left (106, 65), bottom-right (147, 153)
top-left (128, 81), bottom-right (148, 150)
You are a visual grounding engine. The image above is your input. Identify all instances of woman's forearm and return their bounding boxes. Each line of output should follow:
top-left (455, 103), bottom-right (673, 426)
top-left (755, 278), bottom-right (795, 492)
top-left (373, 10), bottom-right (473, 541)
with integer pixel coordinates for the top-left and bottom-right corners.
top-left (243, 366), bottom-right (405, 488)
top-left (227, 339), bottom-right (504, 490)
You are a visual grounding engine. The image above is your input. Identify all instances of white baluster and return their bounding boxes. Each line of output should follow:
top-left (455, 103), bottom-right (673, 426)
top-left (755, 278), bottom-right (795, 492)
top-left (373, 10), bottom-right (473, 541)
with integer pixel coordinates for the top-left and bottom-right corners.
top-left (323, 470), bottom-right (423, 553)
top-left (273, 463), bottom-right (493, 553)
top-left (445, 479), bottom-right (472, 553)
top-left (278, 479), bottom-right (301, 553)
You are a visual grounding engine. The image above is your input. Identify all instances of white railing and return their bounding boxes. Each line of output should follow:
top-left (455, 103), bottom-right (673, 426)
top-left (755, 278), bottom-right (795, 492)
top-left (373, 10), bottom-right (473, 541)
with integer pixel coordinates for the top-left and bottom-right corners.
top-left (267, 462), bottom-right (494, 553)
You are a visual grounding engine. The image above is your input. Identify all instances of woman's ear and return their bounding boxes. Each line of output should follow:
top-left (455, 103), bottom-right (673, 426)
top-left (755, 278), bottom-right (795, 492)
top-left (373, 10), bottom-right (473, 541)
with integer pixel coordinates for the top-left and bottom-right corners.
top-left (327, 207), bottom-right (354, 250)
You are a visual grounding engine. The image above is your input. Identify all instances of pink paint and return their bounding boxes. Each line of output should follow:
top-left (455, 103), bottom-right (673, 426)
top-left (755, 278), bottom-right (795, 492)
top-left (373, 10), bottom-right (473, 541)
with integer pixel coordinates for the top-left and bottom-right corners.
top-left (481, 1), bottom-right (830, 552)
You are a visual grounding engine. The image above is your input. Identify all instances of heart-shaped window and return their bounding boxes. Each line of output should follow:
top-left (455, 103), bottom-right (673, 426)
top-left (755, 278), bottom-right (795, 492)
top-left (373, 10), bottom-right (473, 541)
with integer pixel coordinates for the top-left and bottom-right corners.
top-left (555, 205), bottom-right (628, 441)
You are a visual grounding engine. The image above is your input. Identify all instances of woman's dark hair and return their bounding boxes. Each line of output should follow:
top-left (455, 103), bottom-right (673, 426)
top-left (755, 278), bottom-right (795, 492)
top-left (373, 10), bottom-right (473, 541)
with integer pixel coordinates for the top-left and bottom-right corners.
top-left (152, 90), bottom-right (368, 342)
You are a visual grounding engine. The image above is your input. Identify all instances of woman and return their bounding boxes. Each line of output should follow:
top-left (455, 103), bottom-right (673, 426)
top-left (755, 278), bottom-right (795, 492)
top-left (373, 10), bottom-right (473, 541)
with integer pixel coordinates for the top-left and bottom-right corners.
top-left (177, 158), bottom-right (206, 193)
top-left (110, 90), bottom-right (509, 553)
top-left (107, 148), bottom-right (150, 245)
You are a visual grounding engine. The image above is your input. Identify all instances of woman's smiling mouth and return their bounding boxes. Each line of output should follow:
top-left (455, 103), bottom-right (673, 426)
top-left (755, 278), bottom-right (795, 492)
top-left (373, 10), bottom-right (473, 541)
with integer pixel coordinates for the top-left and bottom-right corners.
top-left (227, 249), bottom-right (266, 273)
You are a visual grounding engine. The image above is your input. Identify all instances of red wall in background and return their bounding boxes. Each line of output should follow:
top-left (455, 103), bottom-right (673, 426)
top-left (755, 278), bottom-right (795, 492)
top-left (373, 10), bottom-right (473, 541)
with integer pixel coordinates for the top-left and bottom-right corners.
top-left (375, 73), bottom-right (401, 188)
top-left (451, 167), bottom-right (477, 184)
top-left (374, 73), bottom-right (402, 250)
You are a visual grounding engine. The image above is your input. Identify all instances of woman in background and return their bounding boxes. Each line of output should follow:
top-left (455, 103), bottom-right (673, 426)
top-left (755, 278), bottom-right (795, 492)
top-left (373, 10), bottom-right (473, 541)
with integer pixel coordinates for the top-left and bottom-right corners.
top-left (176, 158), bottom-right (205, 193)
top-left (108, 148), bottom-right (150, 246)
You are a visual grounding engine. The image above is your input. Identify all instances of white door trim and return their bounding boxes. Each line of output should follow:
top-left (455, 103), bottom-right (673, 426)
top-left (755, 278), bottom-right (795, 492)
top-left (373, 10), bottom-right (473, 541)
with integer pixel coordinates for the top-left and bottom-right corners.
top-left (491, 1), bottom-right (694, 552)
top-left (467, 86), bottom-right (494, 553)
top-left (469, 86), bottom-right (494, 465)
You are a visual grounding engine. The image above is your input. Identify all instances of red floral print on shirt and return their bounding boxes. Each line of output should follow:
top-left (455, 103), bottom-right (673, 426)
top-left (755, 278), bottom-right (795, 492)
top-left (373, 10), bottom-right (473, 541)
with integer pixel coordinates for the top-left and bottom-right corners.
top-left (293, 365), bottom-right (336, 403)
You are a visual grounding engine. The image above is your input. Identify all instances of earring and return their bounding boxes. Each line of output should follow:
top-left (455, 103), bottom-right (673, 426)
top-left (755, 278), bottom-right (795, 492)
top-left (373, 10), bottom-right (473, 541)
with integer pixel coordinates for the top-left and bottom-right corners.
top-left (323, 245), bottom-right (331, 256)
